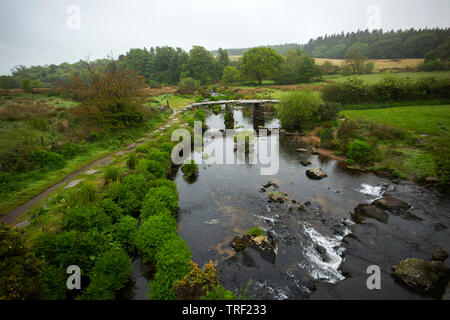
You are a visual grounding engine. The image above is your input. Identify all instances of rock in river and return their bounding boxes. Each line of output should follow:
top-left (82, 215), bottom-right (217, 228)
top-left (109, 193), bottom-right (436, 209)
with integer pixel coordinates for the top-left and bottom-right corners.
top-left (432, 248), bottom-right (449, 262)
top-left (306, 168), bottom-right (327, 180)
top-left (300, 160), bottom-right (311, 167)
top-left (373, 194), bottom-right (410, 211)
top-left (392, 258), bottom-right (450, 297)
top-left (352, 204), bottom-right (389, 223)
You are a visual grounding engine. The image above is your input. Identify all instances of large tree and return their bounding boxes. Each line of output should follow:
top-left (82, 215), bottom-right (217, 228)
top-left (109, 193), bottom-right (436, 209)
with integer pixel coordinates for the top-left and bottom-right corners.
top-left (183, 46), bottom-right (217, 84)
top-left (240, 47), bottom-right (283, 84)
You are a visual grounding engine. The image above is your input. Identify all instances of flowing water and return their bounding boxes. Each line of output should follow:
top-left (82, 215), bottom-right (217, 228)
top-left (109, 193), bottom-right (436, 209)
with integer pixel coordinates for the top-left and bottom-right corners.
top-left (134, 105), bottom-right (450, 300)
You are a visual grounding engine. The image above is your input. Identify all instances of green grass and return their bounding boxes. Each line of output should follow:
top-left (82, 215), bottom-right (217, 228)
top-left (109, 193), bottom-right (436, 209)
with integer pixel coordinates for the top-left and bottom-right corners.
top-left (324, 70), bottom-right (450, 85)
top-left (147, 94), bottom-right (195, 109)
top-left (340, 105), bottom-right (450, 137)
top-left (340, 104), bottom-right (450, 180)
top-left (0, 112), bottom-right (170, 216)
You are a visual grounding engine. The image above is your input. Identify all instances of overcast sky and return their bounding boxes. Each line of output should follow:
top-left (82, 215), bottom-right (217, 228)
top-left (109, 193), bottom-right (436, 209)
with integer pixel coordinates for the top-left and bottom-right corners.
top-left (0, 0), bottom-right (449, 75)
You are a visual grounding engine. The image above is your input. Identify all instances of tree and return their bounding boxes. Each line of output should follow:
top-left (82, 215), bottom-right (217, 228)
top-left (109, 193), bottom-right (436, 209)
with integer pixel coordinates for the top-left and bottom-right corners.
top-left (216, 48), bottom-right (230, 79)
top-left (222, 66), bottom-right (240, 84)
top-left (20, 78), bottom-right (33, 93)
top-left (343, 49), bottom-right (369, 74)
top-left (183, 46), bottom-right (217, 84)
top-left (278, 91), bottom-right (323, 130)
top-left (274, 50), bottom-right (320, 84)
top-left (67, 58), bottom-right (147, 128)
top-left (240, 47), bottom-right (283, 84)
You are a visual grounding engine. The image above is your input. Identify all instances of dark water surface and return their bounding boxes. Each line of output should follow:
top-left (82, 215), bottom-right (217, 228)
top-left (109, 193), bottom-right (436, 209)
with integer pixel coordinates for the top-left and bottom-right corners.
top-left (151, 106), bottom-right (450, 299)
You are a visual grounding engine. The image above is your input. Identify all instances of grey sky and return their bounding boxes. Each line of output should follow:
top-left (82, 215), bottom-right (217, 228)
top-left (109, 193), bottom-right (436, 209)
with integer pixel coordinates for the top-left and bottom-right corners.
top-left (0, 0), bottom-right (449, 75)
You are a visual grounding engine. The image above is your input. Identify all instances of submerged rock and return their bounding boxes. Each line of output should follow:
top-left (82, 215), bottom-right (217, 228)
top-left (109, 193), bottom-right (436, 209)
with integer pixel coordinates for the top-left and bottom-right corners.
top-left (263, 180), bottom-right (279, 189)
top-left (267, 191), bottom-right (287, 203)
top-left (352, 204), bottom-right (389, 223)
top-left (306, 168), bottom-right (327, 180)
top-left (432, 248), bottom-right (449, 262)
top-left (300, 160), bottom-right (312, 167)
top-left (392, 258), bottom-right (450, 297)
top-left (435, 223), bottom-right (447, 231)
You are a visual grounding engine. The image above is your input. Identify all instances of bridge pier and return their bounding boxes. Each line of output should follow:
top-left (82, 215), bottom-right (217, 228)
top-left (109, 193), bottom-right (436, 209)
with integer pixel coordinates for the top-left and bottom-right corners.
top-left (224, 103), bottom-right (234, 129)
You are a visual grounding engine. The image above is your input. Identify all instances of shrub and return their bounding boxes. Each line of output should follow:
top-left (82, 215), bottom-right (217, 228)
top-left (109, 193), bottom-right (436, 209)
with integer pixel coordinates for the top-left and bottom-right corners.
top-left (140, 194), bottom-right (172, 220)
top-left (181, 160), bottom-right (199, 180)
top-left (113, 216), bottom-right (139, 253)
top-left (278, 91), bottom-right (323, 130)
top-left (63, 206), bottom-right (112, 232)
top-left (135, 214), bottom-right (178, 264)
top-left (178, 77), bottom-right (201, 94)
top-left (316, 102), bottom-right (340, 121)
top-left (147, 149), bottom-right (171, 173)
top-left (173, 261), bottom-right (219, 300)
top-left (135, 145), bottom-right (149, 154)
top-left (126, 153), bottom-right (137, 170)
top-left (222, 66), bottom-right (240, 84)
top-left (40, 264), bottom-right (67, 300)
top-left (32, 231), bottom-right (105, 271)
top-left (245, 226), bottom-right (265, 237)
top-left (146, 159), bottom-right (167, 179)
top-left (147, 179), bottom-right (177, 192)
top-left (0, 224), bottom-right (44, 300)
top-left (337, 119), bottom-right (360, 140)
top-left (104, 166), bottom-right (122, 184)
top-left (318, 127), bottom-right (334, 142)
top-left (97, 198), bottom-right (123, 223)
top-left (29, 150), bottom-right (65, 170)
top-left (121, 174), bottom-right (150, 202)
top-left (347, 140), bottom-right (373, 163)
top-left (148, 237), bottom-right (192, 300)
top-left (200, 285), bottom-right (236, 300)
top-left (82, 247), bottom-right (132, 300)
top-left (150, 185), bottom-right (179, 212)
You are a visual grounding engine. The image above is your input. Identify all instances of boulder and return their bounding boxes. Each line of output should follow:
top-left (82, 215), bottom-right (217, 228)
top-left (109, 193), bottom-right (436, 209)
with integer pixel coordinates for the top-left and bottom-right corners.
top-left (392, 258), bottom-right (450, 297)
top-left (296, 148), bottom-right (308, 153)
top-left (306, 168), bottom-right (327, 180)
top-left (311, 148), bottom-right (319, 155)
top-left (432, 248), bottom-right (449, 262)
top-left (315, 245), bottom-right (330, 262)
top-left (373, 194), bottom-right (410, 211)
top-left (231, 235), bottom-right (251, 252)
top-left (353, 204), bottom-right (389, 223)
top-left (263, 180), bottom-right (279, 189)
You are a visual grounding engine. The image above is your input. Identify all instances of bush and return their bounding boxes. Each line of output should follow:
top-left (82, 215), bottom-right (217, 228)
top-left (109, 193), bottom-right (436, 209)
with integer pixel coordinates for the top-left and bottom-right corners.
top-left (33, 231), bottom-right (106, 271)
top-left (29, 150), bottom-right (65, 170)
top-left (97, 198), bottom-right (123, 223)
top-left (200, 285), bottom-right (236, 300)
top-left (0, 224), bottom-right (44, 300)
top-left (113, 216), bottom-right (139, 253)
top-left (63, 206), bottom-right (112, 232)
top-left (104, 166), bottom-right (122, 184)
top-left (40, 264), bottom-right (67, 300)
top-left (222, 66), bottom-right (240, 84)
top-left (278, 91), bottom-right (323, 130)
top-left (135, 214), bottom-right (178, 264)
top-left (82, 247), bottom-right (132, 300)
top-left (347, 140), bottom-right (373, 163)
top-left (146, 159), bottom-right (167, 179)
top-left (181, 160), bottom-right (199, 180)
top-left (178, 77), bottom-right (201, 95)
top-left (126, 153), bottom-right (137, 170)
top-left (148, 237), bottom-right (192, 300)
top-left (141, 194), bottom-right (172, 220)
top-left (318, 127), bottom-right (334, 142)
top-left (173, 261), bottom-right (219, 300)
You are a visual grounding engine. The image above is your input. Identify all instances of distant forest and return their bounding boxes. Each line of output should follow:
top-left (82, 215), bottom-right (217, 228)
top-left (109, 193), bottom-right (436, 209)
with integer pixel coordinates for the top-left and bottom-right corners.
top-left (212, 28), bottom-right (450, 59)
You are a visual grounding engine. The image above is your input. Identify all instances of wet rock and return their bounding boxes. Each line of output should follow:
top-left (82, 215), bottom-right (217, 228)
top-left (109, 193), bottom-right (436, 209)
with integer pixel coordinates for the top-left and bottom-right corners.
top-left (300, 160), bottom-right (311, 166)
top-left (298, 205), bottom-right (306, 211)
top-left (373, 194), bottom-right (410, 211)
top-left (432, 248), bottom-right (449, 262)
top-left (263, 180), bottom-right (279, 189)
top-left (353, 204), bottom-right (389, 223)
top-left (260, 187), bottom-right (266, 192)
top-left (304, 201), bottom-right (311, 207)
top-left (306, 168), bottom-right (327, 180)
top-left (311, 148), bottom-right (319, 155)
top-left (435, 223), bottom-right (448, 231)
top-left (231, 235), bottom-right (251, 252)
top-left (267, 191), bottom-right (287, 203)
top-left (296, 148), bottom-right (308, 153)
top-left (392, 258), bottom-right (450, 297)
top-left (315, 245), bottom-right (330, 262)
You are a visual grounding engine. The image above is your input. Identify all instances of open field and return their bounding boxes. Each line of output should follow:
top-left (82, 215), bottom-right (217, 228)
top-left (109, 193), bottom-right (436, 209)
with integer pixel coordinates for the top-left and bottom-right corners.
top-left (315, 58), bottom-right (424, 71)
top-left (324, 70), bottom-right (450, 84)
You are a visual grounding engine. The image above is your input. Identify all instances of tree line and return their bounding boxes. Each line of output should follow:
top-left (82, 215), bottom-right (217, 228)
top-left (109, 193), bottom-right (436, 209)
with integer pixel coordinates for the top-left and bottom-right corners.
top-left (212, 28), bottom-right (450, 60)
